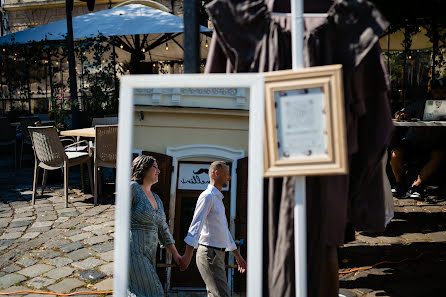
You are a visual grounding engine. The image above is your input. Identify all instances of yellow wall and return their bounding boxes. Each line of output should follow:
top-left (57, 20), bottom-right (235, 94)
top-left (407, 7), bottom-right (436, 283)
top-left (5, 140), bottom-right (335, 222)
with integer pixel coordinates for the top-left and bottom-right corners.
top-left (133, 106), bottom-right (249, 155)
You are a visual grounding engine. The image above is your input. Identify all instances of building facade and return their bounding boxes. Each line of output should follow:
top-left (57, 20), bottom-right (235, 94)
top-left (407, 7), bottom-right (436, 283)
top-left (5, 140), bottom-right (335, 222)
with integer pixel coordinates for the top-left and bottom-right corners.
top-left (133, 88), bottom-right (249, 295)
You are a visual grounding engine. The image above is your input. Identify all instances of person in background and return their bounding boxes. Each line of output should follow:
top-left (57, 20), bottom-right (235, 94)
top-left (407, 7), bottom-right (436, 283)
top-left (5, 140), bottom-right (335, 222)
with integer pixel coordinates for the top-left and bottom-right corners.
top-left (390, 78), bottom-right (446, 198)
top-left (180, 161), bottom-right (246, 297)
top-left (128, 155), bottom-right (183, 297)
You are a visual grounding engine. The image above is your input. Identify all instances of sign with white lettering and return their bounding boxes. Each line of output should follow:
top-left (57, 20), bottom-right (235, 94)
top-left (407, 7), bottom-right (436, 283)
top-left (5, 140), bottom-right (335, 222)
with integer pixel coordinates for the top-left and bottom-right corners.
top-left (177, 163), bottom-right (229, 191)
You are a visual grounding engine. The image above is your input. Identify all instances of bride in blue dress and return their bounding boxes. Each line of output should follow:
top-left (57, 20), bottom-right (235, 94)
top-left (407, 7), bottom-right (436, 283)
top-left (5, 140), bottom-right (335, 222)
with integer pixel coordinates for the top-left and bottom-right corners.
top-left (128, 155), bottom-right (182, 297)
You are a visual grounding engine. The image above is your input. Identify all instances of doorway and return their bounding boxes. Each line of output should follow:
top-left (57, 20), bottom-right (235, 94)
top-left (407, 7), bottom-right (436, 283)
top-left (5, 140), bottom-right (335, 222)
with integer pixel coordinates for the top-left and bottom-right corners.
top-left (170, 161), bottom-right (231, 289)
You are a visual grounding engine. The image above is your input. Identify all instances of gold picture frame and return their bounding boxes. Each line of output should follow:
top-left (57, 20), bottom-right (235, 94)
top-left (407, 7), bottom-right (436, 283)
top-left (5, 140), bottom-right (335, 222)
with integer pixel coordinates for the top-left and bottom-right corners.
top-left (264, 65), bottom-right (348, 177)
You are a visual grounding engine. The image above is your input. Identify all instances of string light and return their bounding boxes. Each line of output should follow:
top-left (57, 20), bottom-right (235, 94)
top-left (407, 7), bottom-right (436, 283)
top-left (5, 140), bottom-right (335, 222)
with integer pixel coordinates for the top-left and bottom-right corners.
top-left (165, 42), bottom-right (169, 51)
top-left (44, 60), bottom-right (48, 64)
top-left (142, 48), bottom-right (146, 53)
top-left (408, 55), bottom-right (412, 60)
top-left (2, 48), bottom-right (5, 52)
top-left (205, 39), bottom-right (208, 48)
top-left (120, 44), bottom-right (124, 49)
top-left (153, 63), bottom-right (156, 67)
top-left (83, 52), bottom-right (86, 55)
top-left (56, 61), bottom-right (59, 65)
top-left (67, 61), bottom-right (69, 64)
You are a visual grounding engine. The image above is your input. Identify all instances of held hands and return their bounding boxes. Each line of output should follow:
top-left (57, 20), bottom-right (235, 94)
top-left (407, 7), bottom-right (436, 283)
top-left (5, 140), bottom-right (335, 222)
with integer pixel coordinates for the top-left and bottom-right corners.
top-left (232, 250), bottom-right (247, 274)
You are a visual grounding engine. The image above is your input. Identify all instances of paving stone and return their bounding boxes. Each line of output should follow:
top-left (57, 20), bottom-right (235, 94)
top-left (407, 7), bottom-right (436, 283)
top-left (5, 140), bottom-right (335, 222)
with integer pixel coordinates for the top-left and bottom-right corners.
top-left (60, 241), bottom-right (85, 253)
top-left (91, 228), bottom-right (114, 236)
top-left (2, 264), bottom-right (21, 273)
top-left (43, 238), bottom-right (71, 249)
top-left (6, 226), bottom-right (28, 233)
top-left (99, 263), bottom-right (114, 276)
top-left (33, 250), bottom-right (62, 260)
top-left (72, 257), bottom-right (105, 270)
top-left (47, 278), bottom-right (84, 293)
top-left (8, 220), bottom-right (31, 228)
top-left (0, 231), bottom-right (22, 240)
top-left (17, 264), bottom-right (55, 278)
top-left (91, 242), bottom-right (114, 253)
top-left (426, 231), bottom-right (446, 242)
top-left (339, 288), bottom-right (358, 297)
top-left (48, 257), bottom-right (73, 268)
top-left (81, 225), bottom-right (105, 232)
top-left (27, 226), bottom-right (51, 233)
top-left (31, 221), bottom-right (53, 228)
top-left (0, 240), bottom-right (13, 251)
top-left (97, 250), bottom-right (114, 262)
top-left (60, 211), bottom-right (81, 217)
top-left (14, 212), bottom-right (35, 219)
top-left (44, 266), bottom-right (75, 280)
top-left (377, 236), bottom-right (403, 245)
top-left (0, 273), bottom-right (27, 288)
top-left (79, 270), bottom-right (106, 282)
top-left (16, 258), bottom-right (38, 267)
top-left (22, 232), bottom-right (41, 239)
top-left (67, 248), bottom-right (95, 261)
top-left (36, 215), bottom-right (58, 221)
top-left (85, 235), bottom-right (112, 246)
top-left (0, 285), bottom-right (32, 293)
top-left (95, 278), bottom-right (113, 291)
top-left (400, 233), bottom-right (428, 243)
top-left (15, 206), bottom-right (34, 213)
top-left (63, 229), bottom-right (83, 237)
top-left (68, 232), bottom-right (93, 242)
top-left (11, 217), bottom-right (35, 223)
top-left (26, 276), bottom-right (56, 289)
top-left (55, 217), bottom-right (70, 223)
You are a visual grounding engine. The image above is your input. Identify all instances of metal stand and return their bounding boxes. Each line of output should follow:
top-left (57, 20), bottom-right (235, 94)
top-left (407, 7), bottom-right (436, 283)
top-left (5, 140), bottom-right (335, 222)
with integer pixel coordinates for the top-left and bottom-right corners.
top-left (291, 0), bottom-right (307, 296)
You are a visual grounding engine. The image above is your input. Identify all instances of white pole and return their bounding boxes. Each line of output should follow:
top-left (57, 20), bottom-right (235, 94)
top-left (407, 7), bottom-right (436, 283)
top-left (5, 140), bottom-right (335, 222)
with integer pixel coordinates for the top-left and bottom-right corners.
top-left (291, 0), bottom-right (307, 297)
top-left (291, 0), bottom-right (304, 70)
top-left (294, 176), bottom-right (307, 297)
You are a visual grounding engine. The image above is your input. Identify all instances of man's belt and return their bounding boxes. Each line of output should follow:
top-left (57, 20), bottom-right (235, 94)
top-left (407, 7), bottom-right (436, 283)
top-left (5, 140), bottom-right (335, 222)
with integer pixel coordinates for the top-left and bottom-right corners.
top-left (199, 244), bottom-right (225, 251)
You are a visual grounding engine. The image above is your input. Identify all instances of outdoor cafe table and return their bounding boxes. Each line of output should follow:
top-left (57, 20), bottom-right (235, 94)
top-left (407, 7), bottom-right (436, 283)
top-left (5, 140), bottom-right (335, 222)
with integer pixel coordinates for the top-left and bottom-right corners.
top-left (60, 127), bottom-right (95, 138)
top-left (393, 120), bottom-right (446, 127)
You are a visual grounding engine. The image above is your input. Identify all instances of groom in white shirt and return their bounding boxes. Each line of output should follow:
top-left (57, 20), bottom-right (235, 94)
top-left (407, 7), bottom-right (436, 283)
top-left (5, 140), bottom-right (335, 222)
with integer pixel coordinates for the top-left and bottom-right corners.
top-left (181, 161), bottom-right (246, 297)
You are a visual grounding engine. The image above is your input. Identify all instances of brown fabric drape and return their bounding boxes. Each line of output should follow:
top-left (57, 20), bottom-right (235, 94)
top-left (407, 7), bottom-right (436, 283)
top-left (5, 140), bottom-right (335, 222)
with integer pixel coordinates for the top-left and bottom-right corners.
top-left (205, 0), bottom-right (392, 296)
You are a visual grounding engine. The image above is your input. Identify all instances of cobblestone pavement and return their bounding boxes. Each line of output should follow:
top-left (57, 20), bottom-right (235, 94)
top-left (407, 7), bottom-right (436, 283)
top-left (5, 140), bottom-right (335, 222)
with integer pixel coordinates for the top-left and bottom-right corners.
top-left (0, 156), bottom-right (115, 296)
top-left (339, 193), bottom-right (446, 297)
top-left (1, 154), bottom-right (446, 296)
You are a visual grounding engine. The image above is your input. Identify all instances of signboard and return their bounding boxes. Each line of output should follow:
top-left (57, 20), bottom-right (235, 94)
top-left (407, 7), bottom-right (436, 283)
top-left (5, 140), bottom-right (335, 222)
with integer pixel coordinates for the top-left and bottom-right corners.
top-left (178, 163), bottom-right (230, 191)
top-left (263, 65), bottom-right (348, 177)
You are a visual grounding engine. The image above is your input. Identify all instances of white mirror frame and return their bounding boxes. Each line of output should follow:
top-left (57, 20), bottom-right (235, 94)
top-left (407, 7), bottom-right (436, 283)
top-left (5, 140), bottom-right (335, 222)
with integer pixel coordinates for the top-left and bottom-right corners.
top-left (114, 74), bottom-right (265, 297)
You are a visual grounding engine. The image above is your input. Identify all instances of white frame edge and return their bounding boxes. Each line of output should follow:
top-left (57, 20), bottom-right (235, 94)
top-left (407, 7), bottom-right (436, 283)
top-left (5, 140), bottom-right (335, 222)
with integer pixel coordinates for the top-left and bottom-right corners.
top-left (114, 74), bottom-right (265, 297)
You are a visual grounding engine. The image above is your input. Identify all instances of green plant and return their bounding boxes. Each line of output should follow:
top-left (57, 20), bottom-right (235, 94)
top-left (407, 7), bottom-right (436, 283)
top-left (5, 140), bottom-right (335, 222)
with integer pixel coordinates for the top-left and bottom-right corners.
top-left (48, 87), bottom-right (79, 131)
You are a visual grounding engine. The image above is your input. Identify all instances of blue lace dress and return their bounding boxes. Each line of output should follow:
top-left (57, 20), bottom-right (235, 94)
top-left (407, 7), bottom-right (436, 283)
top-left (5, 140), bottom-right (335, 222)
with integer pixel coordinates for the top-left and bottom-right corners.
top-left (128, 181), bottom-right (174, 297)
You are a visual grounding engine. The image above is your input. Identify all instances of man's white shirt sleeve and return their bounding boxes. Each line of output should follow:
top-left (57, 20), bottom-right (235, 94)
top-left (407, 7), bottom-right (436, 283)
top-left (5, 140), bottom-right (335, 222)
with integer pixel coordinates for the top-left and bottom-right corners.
top-left (184, 193), bottom-right (214, 248)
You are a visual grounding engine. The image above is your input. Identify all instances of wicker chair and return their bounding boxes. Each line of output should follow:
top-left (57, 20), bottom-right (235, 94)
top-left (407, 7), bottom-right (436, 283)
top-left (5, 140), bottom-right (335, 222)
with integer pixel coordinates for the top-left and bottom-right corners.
top-left (91, 117), bottom-right (118, 127)
top-left (0, 118), bottom-right (17, 168)
top-left (28, 126), bottom-right (94, 207)
top-left (94, 125), bottom-right (117, 205)
top-left (19, 116), bottom-right (40, 168)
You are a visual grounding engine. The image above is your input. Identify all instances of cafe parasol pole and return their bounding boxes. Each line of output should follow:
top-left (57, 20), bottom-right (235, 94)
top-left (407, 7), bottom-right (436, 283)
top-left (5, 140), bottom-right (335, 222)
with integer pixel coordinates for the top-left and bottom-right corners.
top-left (291, 0), bottom-right (307, 296)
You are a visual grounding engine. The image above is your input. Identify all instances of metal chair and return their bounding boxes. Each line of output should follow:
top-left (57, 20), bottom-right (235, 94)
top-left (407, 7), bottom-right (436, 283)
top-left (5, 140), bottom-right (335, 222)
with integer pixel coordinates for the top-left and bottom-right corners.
top-left (28, 126), bottom-right (94, 207)
top-left (19, 116), bottom-right (39, 167)
top-left (93, 125), bottom-right (118, 205)
top-left (0, 118), bottom-right (17, 168)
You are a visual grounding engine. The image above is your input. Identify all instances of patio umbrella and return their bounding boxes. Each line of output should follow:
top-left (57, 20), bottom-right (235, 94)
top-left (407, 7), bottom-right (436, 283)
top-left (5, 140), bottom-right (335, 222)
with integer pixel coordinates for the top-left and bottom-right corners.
top-left (0, 4), bottom-right (212, 61)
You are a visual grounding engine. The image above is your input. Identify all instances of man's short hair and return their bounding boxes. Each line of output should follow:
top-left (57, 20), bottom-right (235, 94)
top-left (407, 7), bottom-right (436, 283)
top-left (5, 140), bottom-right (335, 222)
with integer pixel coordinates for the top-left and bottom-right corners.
top-left (209, 161), bottom-right (227, 178)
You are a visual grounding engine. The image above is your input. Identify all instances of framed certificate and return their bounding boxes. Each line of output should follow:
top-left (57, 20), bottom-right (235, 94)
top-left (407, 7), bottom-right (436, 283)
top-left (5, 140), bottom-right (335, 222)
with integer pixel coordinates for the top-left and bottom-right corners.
top-left (264, 65), bottom-right (348, 177)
